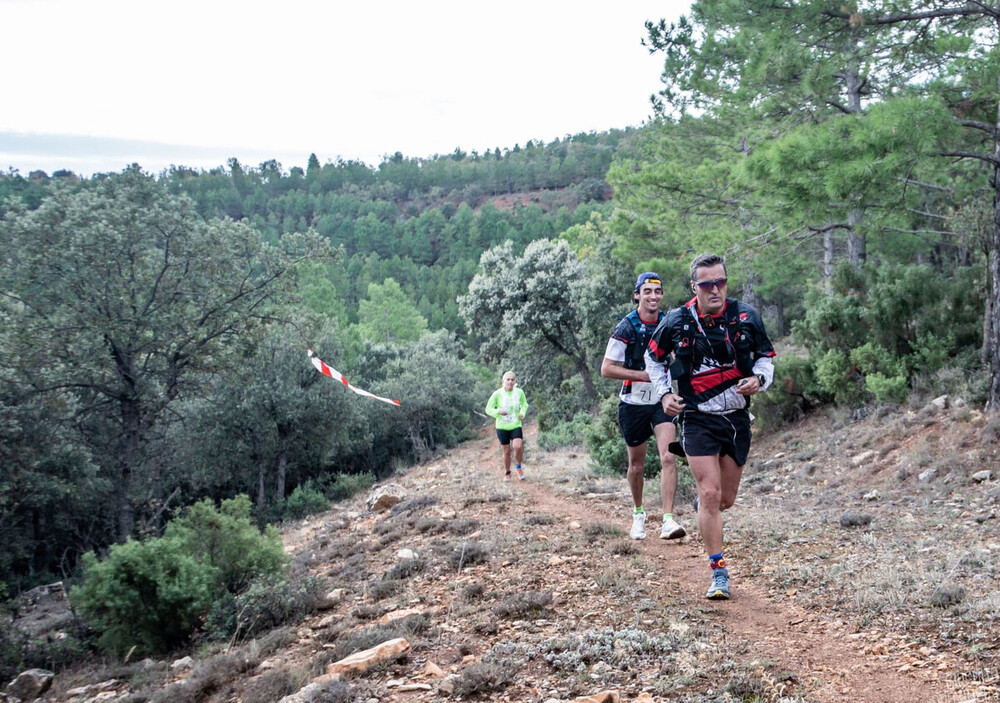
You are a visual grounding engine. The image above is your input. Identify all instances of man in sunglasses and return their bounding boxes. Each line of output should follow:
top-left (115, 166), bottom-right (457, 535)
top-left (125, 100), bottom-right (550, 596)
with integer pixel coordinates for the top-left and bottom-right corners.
top-left (600, 272), bottom-right (687, 541)
top-left (645, 253), bottom-right (776, 599)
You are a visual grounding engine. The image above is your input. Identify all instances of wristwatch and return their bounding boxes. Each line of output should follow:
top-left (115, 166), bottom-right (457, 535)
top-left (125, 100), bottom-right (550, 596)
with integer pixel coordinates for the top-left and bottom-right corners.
top-left (756, 373), bottom-right (766, 389)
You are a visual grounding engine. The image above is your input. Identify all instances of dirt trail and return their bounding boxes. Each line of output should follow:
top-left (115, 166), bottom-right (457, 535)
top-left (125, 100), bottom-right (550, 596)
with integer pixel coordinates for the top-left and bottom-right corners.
top-left (474, 424), bottom-right (960, 703)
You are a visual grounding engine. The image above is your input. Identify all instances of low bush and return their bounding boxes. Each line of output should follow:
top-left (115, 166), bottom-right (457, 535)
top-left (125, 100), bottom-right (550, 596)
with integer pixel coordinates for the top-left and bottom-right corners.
top-left (447, 542), bottom-right (490, 570)
top-left (0, 617), bottom-right (25, 682)
top-left (447, 518), bottom-right (480, 535)
top-left (204, 574), bottom-right (327, 642)
top-left (451, 661), bottom-right (515, 698)
top-left (537, 412), bottom-right (593, 450)
top-left (753, 354), bottom-right (827, 428)
top-left (367, 580), bottom-right (402, 601)
top-left (22, 631), bottom-right (88, 671)
top-left (72, 537), bottom-right (216, 655)
top-left (584, 396), bottom-right (661, 477)
top-left (794, 261), bottom-right (983, 409)
top-left (72, 495), bottom-right (288, 656)
top-left (284, 481), bottom-right (330, 520)
top-left (493, 591), bottom-right (552, 619)
top-left (324, 472), bottom-right (376, 503)
top-left (164, 495), bottom-right (287, 595)
top-left (241, 668), bottom-right (308, 703)
top-left (384, 558), bottom-right (425, 581)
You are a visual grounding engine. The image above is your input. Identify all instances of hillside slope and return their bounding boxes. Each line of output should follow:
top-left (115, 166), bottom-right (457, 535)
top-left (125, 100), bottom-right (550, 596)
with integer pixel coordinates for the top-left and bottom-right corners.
top-left (51, 400), bottom-right (999, 703)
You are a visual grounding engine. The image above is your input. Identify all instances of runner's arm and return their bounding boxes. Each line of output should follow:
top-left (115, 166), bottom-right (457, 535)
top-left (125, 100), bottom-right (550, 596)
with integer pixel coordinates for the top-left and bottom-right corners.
top-left (484, 391), bottom-right (501, 418)
top-left (600, 337), bottom-right (649, 381)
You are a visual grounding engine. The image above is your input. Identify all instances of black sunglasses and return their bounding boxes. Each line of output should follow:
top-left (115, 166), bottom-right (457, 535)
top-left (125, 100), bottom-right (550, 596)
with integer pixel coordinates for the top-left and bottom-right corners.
top-left (693, 277), bottom-right (728, 291)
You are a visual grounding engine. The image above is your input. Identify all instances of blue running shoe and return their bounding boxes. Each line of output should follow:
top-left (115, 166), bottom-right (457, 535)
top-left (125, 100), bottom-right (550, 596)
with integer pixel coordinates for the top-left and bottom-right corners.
top-left (706, 567), bottom-right (730, 600)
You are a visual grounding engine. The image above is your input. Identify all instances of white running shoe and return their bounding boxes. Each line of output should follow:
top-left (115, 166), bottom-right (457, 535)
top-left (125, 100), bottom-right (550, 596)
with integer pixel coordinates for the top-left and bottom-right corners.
top-left (660, 516), bottom-right (687, 540)
top-left (503, 473), bottom-right (511, 482)
top-left (630, 511), bottom-right (647, 539)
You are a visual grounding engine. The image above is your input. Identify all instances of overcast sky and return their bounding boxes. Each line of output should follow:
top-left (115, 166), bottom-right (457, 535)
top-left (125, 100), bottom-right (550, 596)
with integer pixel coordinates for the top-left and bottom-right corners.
top-left (1, 0), bottom-right (690, 177)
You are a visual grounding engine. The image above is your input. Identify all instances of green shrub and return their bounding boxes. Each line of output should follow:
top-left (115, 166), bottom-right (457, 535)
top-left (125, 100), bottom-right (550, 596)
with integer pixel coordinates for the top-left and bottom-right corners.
top-left (72, 538), bottom-right (216, 656)
top-left (0, 618), bottom-right (25, 682)
top-left (850, 342), bottom-right (900, 377)
top-left (324, 472), bottom-right (376, 503)
top-left (865, 372), bottom-right (908, 404)
top-left (533, 375), bottom-right (592, 431)
top-left (752, 354), bottom-right (827, 428)
top-left (72, 495), bottom-right (288, 656)
top-left (814, 348), bottom-right (863, 406)
top-left (284, 481), bottom-right (330, 520)
top-left (23, 631), bottom-right (88, 671)
top-left (537, 412), bottom-right (593, 450)
top-left (164, 495), bottom-right (287, 594)
top-left (794, 261), bottom-right (983, 409)
top-left (584, 396), bottom-right (661, 477)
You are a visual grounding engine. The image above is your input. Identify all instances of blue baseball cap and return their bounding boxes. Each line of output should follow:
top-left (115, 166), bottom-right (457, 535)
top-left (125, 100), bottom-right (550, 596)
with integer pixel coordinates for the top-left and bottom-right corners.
top-left (634, 272), bottom-right (662, 293)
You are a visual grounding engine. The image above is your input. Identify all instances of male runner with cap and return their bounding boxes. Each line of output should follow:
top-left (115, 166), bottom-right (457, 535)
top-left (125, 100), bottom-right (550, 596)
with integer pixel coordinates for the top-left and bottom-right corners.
top-left (601, 272), bottom-right (687, 541)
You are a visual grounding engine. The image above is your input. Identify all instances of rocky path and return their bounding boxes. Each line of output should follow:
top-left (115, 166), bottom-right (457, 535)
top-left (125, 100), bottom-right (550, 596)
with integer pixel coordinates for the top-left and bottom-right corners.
top-left (276, 419), bottom-right (991, 702)
top-left (431, 424), bottom-right (967, 702)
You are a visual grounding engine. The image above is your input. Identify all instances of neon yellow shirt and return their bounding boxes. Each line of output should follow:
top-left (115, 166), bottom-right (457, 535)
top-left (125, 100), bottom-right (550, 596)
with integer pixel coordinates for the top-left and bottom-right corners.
top-left (485, 387), bottom-right (528, 430)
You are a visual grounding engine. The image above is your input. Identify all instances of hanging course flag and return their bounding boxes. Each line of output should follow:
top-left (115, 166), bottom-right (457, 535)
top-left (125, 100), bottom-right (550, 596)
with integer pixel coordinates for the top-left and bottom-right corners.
top-left (307, 349), bottom-right (401, 406)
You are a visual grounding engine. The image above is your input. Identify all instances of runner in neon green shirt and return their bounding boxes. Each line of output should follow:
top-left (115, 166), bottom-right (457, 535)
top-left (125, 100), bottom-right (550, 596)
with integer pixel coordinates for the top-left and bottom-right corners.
top-left (485, 371), bottom-right (529, 481)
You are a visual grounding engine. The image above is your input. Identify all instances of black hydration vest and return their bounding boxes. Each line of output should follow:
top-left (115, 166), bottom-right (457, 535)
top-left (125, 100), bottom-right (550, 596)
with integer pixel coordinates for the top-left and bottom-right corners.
top-left (670, 299), bottom-right (756, 381)
top-left (623, 310), bottom-right (663, 371)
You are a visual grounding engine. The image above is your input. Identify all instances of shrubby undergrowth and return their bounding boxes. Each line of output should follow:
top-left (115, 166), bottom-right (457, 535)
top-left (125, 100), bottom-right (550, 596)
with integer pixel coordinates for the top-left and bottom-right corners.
top-left (793, 262), bottom-right (984, 407)
top-left (71, 495), bottom-right (290, 656)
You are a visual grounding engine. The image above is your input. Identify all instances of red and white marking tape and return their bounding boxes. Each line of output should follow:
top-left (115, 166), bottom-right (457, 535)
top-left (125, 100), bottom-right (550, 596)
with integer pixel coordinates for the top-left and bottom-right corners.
top-left (308, 349), bottom-right (401, 406)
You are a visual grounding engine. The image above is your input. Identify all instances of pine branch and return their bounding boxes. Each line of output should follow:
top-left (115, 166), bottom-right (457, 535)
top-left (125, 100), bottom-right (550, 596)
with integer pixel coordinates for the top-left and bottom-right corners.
top-left (935, 150), bottom-right (1000, 167)
top-left (958, 119), bottom-right (999, 137)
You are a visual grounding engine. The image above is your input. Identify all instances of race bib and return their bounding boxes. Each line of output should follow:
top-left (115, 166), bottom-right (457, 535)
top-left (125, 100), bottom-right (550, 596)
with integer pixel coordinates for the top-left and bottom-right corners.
top-left (630, 381), bottom-right (655, 404)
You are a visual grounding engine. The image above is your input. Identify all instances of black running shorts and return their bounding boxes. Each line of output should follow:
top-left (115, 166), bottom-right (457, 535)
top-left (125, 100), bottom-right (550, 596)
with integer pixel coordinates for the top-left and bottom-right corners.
top-left (678, 410), bottom-right (752, 465)
top-left (496, 427), bottom-right (523, 446)
top-left (617, 402), bottom-right (674, 447)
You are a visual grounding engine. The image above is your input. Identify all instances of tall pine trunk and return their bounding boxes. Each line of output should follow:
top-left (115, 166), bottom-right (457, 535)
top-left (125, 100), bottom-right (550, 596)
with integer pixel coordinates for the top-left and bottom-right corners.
top-left (117, 402), bottom-right (139, 541)
top-left (844, 47), bottom-right (866, 267)
top-left (989, 90), bottom-right (1000, 411)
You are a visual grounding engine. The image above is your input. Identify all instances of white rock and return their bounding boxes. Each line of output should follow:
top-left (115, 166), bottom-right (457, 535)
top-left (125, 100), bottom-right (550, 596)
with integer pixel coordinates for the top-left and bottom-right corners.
top-left (170, 656), bottom-right (194, 671)
top-left (972, 470), bottom-right (994, 483)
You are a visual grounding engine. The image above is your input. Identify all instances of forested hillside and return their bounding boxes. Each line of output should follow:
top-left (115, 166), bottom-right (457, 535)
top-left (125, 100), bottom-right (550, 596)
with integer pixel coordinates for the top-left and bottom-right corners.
top-left (0, 131), bottom-right (642, 604)
top-left (2, 0), bottom-right (1000, 680)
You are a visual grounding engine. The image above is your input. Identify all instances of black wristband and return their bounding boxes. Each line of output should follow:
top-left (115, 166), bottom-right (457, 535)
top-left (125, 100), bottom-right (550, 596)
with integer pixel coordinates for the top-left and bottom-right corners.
top-left (756, 374), bottom-right (766, 388)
